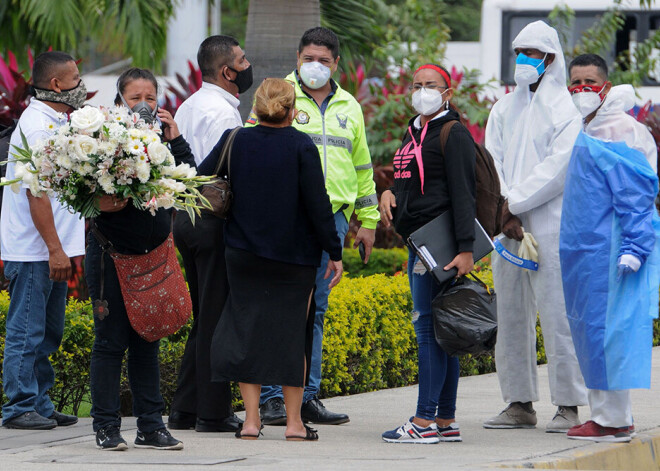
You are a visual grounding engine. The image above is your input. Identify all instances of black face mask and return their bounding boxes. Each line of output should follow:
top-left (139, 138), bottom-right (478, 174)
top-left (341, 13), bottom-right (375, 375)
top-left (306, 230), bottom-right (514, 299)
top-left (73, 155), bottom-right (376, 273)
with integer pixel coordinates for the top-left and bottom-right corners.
top-left (226, 65), bottom-right (253, 94)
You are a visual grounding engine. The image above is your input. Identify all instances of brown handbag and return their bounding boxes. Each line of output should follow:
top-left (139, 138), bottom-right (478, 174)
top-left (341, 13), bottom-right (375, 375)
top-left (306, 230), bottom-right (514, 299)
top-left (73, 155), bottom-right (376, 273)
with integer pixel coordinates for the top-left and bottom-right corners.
top-left (91, 224), bottom-right (192, 342)
top-left (200, 126), bottom-right (241, 219)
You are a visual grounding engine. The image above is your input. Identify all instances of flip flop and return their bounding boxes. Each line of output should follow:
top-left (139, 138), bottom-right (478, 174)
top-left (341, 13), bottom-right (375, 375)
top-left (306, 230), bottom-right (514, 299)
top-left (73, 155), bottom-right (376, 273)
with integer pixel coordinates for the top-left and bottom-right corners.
top-left (286, 424), bottom-right (319, 441)
top-left (235, 423), bottom-right (264, 440)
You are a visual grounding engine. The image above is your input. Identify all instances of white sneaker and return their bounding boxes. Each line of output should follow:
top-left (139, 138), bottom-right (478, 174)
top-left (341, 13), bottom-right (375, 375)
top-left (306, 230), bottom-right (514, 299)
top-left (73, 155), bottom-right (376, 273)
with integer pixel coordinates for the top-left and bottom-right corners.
top-left (546, 406), bottom-right (579, 433)
top-left (382, 418), bottom-right (440, 444)
top-left (437, 422), bottom-right (462, 442)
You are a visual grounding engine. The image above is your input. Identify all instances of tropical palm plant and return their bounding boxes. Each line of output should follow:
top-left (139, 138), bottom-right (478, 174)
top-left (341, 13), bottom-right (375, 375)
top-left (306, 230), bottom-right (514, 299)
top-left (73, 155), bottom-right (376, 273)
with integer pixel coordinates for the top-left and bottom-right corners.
top-left (0, 0), bottom-right (174, 70)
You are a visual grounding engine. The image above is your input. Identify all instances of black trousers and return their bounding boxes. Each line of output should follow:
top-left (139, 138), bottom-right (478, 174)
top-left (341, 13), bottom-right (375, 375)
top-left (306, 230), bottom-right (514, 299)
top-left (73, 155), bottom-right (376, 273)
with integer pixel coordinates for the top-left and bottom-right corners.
top-left (170, 212), bottom-right (233, 419)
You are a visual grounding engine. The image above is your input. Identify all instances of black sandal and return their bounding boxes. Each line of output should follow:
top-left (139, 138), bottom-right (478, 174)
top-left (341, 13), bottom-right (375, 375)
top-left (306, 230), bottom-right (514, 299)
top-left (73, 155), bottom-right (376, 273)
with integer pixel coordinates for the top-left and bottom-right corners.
top-left (235, 423), bottom-right (264, 440)
top-left (285, 424), bottom-right (319, 441)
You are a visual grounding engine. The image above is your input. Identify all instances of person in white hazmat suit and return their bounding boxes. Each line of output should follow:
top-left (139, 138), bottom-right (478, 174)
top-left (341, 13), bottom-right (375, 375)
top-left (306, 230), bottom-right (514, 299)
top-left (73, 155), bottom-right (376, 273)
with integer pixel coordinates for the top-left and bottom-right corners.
top-left (482, 20), bottom-right (588, 432)
top-left (561, 53), bottom-right (658, 443)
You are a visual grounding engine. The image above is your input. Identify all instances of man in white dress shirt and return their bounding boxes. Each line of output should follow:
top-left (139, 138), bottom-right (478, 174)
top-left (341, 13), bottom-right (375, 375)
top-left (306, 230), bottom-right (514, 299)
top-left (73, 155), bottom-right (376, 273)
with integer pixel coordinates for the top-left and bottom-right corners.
top-left (1, 52), bottom-right (86, 430)
top-left (168, 35), bottom-right (252, 433)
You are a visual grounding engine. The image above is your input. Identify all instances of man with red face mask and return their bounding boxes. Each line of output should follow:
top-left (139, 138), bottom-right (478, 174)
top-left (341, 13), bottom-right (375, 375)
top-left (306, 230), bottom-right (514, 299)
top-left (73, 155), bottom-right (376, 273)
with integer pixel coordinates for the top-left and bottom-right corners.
top-left (559, 53), bottom-right (659, 443)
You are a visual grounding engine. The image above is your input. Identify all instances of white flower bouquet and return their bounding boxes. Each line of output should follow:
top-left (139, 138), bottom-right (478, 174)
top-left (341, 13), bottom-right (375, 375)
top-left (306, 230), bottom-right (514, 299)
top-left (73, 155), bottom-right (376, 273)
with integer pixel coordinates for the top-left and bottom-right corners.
top-left (3, 105), bottom-right (212, 219)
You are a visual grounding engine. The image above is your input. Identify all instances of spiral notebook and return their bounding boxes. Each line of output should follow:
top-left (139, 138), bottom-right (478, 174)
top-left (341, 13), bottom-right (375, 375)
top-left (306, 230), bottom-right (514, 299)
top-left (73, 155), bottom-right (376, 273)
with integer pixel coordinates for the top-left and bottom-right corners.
top-left (407, 211), bottom-right (495, 285)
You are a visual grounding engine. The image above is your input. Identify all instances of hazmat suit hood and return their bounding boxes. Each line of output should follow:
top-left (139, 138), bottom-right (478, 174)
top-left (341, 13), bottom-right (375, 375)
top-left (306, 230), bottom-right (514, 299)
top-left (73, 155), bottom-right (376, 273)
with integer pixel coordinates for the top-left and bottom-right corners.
top-left (485, 20), bottom-right (582, 235)
top-left (586, 84), bottom-right (658, 170)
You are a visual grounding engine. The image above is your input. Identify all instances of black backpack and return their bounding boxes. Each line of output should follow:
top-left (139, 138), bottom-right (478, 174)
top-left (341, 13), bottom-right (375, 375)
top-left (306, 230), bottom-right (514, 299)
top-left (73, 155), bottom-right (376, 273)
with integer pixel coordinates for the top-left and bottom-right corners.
top-left (439, 120), bottom-right (504, 238)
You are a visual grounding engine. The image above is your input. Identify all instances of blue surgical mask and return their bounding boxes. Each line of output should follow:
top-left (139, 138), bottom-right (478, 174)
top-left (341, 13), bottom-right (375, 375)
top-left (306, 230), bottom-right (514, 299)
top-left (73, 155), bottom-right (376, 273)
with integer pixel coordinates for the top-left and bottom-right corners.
top-left (514, 52), bottom-right (547, 86)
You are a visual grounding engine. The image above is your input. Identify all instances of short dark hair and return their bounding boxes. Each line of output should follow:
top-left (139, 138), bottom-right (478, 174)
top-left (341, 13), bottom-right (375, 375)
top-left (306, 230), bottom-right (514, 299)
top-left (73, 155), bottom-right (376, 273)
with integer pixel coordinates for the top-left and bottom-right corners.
top-left (298, 27), bottom-right (340, 59)
top-left (114, 68), bottom-right (158, 105)
top-left (32, 51), bottom-right (75, 88)
top-left (197, 35), bottom-right (240, 81)
top-left (569, 54), bottom-right (608, 79)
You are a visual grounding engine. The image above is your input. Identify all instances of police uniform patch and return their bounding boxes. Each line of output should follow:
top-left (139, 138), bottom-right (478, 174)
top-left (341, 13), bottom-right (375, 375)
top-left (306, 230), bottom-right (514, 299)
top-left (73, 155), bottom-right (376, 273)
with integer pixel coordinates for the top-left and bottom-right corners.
top-left (336, 113), bottom-right (348, 129)
top-left (295, 110), bottom-right (310, 125)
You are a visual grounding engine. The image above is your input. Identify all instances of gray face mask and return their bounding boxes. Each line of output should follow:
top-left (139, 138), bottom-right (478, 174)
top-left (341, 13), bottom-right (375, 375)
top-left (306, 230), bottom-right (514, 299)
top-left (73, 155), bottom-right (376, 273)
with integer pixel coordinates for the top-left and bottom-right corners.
top-left (117, 83), bottom-right (158, 124)
top-left (32, 80), bottom-right (87, 110)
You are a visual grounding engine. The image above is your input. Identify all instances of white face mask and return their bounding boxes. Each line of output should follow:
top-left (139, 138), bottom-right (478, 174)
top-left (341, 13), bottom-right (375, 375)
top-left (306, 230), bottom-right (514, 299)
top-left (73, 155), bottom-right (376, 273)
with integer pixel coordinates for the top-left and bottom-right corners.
top-left (572, 92), bottom-right (603, 118)
top-left (513, 53), bottom-right (547, 87)
top-left (412, 88), bottom-right (448, 116)
top-left (299, 61), bottom-right (332, 89)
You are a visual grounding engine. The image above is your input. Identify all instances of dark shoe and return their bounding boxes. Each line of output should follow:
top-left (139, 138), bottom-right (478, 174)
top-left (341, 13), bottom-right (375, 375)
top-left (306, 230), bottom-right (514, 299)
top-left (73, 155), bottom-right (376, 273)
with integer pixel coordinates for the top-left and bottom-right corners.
top-left (49, 410), bottom-right (78, 427)
top-left (260, 397), bottom-right (287, 426)
top-left (195, 414), bottom-right (243, 433)
top-left (3, 411), bottom-right (57, 430)
top-left (167, 410), bottom-right (196, 430)
top-left (134, 428), bottom-right (183, 450)
top-left (286, 424), bottom-right (319, 441)
top-left (234, 423), bottom-right (264, 440)
top-left (301, 397), bottom-right (350, 425)
top-left (96, 425), bottom-right (128, 451)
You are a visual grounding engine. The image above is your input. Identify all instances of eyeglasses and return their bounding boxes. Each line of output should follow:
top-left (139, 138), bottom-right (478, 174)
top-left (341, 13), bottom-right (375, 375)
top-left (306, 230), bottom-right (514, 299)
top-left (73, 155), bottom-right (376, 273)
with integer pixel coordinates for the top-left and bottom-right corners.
top-left (408, 84), bottom-right (448, 91)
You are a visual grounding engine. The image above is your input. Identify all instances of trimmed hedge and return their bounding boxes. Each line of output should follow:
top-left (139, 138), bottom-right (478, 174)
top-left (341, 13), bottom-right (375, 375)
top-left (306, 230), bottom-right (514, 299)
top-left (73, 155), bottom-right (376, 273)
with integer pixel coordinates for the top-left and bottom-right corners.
top-left (342, 247), bottom-right (408, 278)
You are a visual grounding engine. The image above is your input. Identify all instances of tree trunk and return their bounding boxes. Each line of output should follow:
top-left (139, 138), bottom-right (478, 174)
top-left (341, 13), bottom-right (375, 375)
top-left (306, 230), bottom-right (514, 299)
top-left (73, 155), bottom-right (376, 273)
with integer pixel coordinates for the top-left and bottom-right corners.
top-left (240, 0), bottom-right (320, 119)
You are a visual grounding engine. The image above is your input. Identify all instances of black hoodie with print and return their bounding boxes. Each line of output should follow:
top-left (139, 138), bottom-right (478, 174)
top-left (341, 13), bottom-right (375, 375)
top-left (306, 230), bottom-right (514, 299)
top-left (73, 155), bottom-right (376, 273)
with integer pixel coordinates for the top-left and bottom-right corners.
top-left (391, 109), bottom-right (476, 252)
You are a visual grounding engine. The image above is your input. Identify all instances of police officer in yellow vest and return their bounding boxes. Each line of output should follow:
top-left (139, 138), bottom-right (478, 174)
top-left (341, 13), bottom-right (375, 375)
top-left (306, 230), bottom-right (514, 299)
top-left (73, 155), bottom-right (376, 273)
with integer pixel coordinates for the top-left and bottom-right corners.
top-left (249, 27), bottom-right (379, 426)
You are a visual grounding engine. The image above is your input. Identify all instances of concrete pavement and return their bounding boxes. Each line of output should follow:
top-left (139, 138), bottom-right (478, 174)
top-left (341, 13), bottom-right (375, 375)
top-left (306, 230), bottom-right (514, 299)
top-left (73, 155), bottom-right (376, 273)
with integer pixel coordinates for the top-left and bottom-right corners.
top-left (2, 349), bottom-right (660, 471)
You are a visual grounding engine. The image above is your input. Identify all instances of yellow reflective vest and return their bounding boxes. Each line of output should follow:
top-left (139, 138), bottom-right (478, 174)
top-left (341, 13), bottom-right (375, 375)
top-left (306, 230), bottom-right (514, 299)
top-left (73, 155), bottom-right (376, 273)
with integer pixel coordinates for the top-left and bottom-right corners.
top-left (246, 71), bottom-right (379, 229)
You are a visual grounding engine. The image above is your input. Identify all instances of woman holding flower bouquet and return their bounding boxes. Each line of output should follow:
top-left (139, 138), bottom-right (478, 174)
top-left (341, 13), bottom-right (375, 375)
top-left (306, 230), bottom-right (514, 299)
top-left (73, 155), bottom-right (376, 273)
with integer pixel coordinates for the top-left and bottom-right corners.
top-left (85, 68), bottom-right (196, 451)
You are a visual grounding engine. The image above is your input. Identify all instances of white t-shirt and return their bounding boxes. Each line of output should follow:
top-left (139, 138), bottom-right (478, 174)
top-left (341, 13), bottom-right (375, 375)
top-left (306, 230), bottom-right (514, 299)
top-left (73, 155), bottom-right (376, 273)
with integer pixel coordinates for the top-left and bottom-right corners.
top-left (1, 99), bottom-right (85, 261)
top-left (174, 82), bottom-right (243, 165)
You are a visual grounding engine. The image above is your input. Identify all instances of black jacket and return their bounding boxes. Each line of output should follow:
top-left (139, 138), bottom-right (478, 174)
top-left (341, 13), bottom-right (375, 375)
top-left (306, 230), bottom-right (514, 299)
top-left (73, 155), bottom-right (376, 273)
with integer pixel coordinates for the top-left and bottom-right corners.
top-left (392, 110), bottom-right (476, 252)
top-left (199, 126), bottom-right (342, 266)
top-left (95, 135), bottom-right (195, 254)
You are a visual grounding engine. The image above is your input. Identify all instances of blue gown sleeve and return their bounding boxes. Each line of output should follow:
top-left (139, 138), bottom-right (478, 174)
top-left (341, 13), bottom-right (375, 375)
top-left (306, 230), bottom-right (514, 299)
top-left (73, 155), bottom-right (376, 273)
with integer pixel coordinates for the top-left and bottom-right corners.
top-left (593, 137), bottom-right (659, 264)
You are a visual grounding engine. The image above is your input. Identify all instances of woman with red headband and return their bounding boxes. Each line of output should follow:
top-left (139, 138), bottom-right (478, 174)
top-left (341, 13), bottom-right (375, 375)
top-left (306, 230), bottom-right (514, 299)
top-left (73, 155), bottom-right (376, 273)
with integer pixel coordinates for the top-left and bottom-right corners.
top-left (379, 63), bottom-right (477, 444)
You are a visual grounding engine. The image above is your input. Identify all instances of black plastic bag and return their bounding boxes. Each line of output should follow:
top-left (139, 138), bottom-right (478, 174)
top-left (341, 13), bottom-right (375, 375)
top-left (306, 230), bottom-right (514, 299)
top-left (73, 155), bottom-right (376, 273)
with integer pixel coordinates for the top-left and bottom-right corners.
top-left (431, 273), bottom-right (497, 357)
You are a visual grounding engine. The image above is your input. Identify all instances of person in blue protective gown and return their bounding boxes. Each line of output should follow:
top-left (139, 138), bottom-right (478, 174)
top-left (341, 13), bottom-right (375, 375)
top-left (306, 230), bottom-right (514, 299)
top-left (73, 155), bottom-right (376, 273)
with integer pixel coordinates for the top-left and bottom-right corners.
top-left (560, 53), bottom-right (660, 444)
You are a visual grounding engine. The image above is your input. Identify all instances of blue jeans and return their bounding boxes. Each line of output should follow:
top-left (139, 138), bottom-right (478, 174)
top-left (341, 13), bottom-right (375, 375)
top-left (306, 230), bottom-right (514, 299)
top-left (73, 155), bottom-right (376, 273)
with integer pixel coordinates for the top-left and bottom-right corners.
top-left (2, 261), bottom-right (67, 423)
top-left (408, 249), bottom-right (460, 420)
top-left (86, 235), bottom-right (165, 433)
top-left (261, 211), bottom-right (349, 404)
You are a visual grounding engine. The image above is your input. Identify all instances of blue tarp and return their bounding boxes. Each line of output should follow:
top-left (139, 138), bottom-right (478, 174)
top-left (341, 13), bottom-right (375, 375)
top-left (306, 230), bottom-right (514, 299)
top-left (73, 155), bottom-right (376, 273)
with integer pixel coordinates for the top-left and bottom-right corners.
top-left (560, 132), bottom-right (660, 390)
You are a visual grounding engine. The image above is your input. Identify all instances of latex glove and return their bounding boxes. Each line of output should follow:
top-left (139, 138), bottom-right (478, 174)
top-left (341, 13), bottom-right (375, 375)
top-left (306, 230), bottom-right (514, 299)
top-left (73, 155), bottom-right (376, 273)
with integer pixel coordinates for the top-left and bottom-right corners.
top-left (517, 229), bottom-right (539, 262)
top-left (617, 254), bottom-right (641, 280)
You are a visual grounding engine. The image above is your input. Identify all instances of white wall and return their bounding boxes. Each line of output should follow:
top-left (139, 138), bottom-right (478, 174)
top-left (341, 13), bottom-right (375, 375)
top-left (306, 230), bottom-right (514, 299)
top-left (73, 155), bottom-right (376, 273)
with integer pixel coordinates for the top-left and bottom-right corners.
top-left (444, 42), bottom-right (482, 72)
top-left (166, 0), bottom-right (208, 76)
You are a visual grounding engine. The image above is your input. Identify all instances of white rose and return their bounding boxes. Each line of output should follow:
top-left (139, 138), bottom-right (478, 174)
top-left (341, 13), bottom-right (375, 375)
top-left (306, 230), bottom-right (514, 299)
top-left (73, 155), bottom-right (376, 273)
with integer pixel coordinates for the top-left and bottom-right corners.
top-left (71, 135), bottom-right (97, 162)
top-left (70, 106), bottom-right (105, 134)
top-left (147, 141), bottom-right (170, 165)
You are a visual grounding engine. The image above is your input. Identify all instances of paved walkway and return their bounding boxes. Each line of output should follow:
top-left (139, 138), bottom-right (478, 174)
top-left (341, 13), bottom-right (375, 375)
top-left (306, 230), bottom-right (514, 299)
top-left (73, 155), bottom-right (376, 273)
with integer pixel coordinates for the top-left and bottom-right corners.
top-left (2, 349), bottom-right (660, 470)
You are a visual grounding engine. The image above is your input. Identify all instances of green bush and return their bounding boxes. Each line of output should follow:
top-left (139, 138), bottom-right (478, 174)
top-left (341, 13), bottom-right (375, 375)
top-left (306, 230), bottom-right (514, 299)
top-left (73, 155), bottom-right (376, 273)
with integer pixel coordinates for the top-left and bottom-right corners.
top-left (343, 247), bottom-right (408, 277)
top-left (321, 273), bottom-right (417, 396)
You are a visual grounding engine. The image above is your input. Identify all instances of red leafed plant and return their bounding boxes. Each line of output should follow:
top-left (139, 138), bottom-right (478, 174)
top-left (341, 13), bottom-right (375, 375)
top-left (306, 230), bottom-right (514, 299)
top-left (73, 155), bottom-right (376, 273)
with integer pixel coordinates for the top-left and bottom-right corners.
top-left (0, 50), bottom-right (32, 127)
top-left (161, 60), bottom-right (202, 115)
top-left (630, 101), bottom-right (660, 174)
